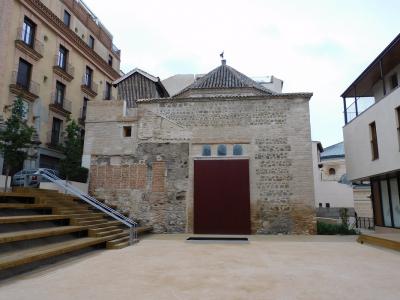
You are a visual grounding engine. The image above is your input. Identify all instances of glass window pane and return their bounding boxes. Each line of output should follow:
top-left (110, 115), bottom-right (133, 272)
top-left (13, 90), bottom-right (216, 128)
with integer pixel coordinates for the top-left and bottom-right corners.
top-left (390, 178), bottom-right (400, 228)
top-left (233, 144), bottom-right (243, 156)
top-left (202, 145), bottom-right (211, 156)
top-left (380, 180), bottom-right (393, 227)
top-left (217, 144), bottom-right (227, 156)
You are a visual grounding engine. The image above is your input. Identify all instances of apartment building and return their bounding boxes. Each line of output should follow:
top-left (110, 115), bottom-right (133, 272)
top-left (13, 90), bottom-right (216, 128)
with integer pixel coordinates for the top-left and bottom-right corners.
top-left (0, 0), bottom-right (121, 172)
top-left (342, 33), bottom-right (400, 231)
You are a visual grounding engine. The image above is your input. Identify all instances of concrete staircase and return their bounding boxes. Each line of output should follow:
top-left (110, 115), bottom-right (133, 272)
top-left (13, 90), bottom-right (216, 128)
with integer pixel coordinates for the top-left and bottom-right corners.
top-left (0, 188), bottom-right (152, 273)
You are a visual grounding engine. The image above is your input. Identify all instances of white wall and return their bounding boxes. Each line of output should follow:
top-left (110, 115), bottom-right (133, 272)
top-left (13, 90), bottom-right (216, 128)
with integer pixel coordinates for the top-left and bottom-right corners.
top-left (312, 142), bottom-right (354, 208)
top-left (343, 88), bottom-right (400, 180)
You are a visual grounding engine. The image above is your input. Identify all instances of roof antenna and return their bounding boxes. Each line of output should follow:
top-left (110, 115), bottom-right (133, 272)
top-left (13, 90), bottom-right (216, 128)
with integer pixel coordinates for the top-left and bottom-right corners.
top-left (220, 51), bottom-right (226, 65)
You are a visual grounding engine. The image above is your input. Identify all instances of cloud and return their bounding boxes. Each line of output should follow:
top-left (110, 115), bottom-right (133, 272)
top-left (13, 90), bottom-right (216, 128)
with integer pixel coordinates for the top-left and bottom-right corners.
top-left (84, 0), bottom-right (400, 146)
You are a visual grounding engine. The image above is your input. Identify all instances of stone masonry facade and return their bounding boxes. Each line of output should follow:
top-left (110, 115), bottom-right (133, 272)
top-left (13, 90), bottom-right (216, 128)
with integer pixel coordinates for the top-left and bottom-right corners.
top-left (85, 94), bottom-right (316, 234)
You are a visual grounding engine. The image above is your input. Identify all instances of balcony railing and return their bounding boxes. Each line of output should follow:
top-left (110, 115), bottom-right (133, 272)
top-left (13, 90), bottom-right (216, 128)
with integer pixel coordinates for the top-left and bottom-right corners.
top-left (10, 71), bottom-right (40, 97)
top-left (81, 76), bottom-right (98, 96)
top-left (343, 97), bottom-right (375, 124)
top-left (15, 27), bottom-right (44, 58)
top-left (54, 54), bottom-right (74, 77)
top-left (112, 44), bottom-right (121, 57)
top-left (50, 93), bottom-right (72, 113)
top-left (46, 129), bottom-right (64, 148)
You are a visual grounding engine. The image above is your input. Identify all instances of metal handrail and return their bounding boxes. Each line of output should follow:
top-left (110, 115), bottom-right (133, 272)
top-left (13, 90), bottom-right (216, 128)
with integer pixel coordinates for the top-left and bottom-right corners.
top-left (35, 168), bottom-right (137, 244)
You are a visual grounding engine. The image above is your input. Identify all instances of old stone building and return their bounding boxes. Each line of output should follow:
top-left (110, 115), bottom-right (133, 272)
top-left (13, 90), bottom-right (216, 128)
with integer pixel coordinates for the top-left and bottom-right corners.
top-left (83, 60), bottom-right (316, 234)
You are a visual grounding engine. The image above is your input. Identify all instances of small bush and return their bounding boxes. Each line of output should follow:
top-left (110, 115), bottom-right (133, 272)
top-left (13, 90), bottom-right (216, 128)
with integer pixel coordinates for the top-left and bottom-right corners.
top-left (59, 166), bottom-right (88, 183)
top-left (317, 221), bottom-right (357, 235)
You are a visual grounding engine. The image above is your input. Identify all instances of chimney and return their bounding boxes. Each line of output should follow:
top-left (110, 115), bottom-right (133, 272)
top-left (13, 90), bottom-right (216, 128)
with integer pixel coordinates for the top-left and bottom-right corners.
top-left (221, 59), bottom-right (226, 65)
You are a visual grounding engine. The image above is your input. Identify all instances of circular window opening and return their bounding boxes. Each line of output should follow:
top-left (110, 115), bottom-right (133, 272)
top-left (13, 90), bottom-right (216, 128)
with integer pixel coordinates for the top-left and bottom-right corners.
top-left (328, 168), bottom-right (336, 175)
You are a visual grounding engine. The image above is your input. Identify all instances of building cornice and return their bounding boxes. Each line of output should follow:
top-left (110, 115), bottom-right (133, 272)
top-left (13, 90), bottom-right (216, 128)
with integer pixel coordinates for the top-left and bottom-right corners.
top-left (19, 0), bottom-right (120, 80)
top-left (136, 92), bottom-right (313, 104)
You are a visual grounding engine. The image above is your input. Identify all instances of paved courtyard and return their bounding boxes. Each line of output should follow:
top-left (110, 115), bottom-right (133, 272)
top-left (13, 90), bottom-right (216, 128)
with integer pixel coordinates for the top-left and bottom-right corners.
top-left (0, 235), bottom-right (399, 300)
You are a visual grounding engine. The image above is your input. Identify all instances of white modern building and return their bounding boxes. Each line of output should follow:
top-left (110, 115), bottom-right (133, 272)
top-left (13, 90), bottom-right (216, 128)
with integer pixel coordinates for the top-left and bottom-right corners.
top-left (342, 33), bottom-right (400, 231)
top-left (312, 141), bottom-right (371, 217)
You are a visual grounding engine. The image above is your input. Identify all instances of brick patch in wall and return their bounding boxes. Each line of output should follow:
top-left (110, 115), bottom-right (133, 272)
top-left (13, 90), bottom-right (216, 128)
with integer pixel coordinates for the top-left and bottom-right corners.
top-left (89, 163), bottom-right (148, 191)
top-left (152, 161), bottom-right (166, 192)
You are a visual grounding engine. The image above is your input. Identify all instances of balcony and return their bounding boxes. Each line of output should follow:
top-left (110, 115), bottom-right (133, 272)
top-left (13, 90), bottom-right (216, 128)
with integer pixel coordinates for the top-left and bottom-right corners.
top-left (53, 55), bottom-right (74, 82)
top-left (15, 27), bottom-right (43, 61)
top-left (81, 77), bottom-right (98, 97)
top-left (46, 129), bottom-right (64, 149)
top-left (9, 71), bottom-right (40, 102)
top-left (49, 93), bottom-right (72, 117)
top-left (343, 97), bottom-right (375, 124)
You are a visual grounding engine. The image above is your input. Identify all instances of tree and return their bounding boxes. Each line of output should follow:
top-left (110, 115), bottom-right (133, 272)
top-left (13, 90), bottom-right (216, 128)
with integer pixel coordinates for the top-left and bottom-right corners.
top-left (0, 96), bottom-right (35, 191)
top-left (59, 118), bottom-right (88, 182)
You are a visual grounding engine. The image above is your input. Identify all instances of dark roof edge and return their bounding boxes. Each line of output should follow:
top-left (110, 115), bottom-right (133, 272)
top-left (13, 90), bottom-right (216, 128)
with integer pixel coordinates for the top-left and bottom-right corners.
top-left (341, 33), bottom-right (400, 98)
top-left (136, 92), bottom-right (313, 103)
top-left (321, 154), bottom-right (345, 160)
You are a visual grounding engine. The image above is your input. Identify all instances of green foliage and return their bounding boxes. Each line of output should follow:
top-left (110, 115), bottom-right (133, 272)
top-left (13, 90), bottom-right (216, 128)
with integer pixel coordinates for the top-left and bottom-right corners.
top-left (0, 97), bottom-right (35, 188)
top-left (339, 208), bottom-right (350, 229)
top-left (59, 118), bottom-right (88, 182)
top-left (317, 221), bottom-right (357, 235)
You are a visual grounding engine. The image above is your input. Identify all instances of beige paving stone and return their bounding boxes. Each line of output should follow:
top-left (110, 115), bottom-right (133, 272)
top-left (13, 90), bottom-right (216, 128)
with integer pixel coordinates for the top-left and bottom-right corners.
top-left (1, 235), bottom-right (399, 300)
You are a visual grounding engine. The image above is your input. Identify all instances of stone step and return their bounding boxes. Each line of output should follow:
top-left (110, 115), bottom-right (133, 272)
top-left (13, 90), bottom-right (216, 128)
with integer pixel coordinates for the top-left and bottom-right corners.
top-left (0, 203), bottom-right (52, 209)
top-left (92, 228), bottom-right (123, 238)
top-left (0, 226), bottom-right (86, 244)
top-left (88, 225), bottom-right (119, 235)
top-left (106, 235), bottom-right (129, 246)
top-left (72, 219), bottom-right (106, 226)
top-left (358, 233), bottom-right (400, 251)
top-left (107, 240), bottom-right (130, 249)
top-left (71, 215), bottom-right (105, 222)
top-left (0, 237), bottom-right (107, 271)
top-left (0, 215), bottom-right (69, 224)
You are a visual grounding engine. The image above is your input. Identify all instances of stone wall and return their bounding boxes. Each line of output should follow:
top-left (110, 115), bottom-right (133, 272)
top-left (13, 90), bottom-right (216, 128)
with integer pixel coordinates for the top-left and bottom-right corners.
top-left (85, 95), bottom-right (316, 234)
top-left (89, 143), bottom-right (189, 233)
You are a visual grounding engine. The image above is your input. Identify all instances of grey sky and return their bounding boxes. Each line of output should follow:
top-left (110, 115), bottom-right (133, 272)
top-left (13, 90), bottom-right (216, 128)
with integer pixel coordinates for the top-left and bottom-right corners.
top-left (84, 0), bottom-right (400, 147)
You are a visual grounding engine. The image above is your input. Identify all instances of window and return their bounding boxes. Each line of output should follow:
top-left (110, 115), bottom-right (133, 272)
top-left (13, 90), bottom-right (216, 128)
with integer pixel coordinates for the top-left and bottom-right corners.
top-left (55, 81), bottom-right (65, 106)
top-left (108, 54), bottom-right (113, 67)
top-left (328, 168), bottom-right (336, 175)
top-left (17, 58), bottom-right (32, 90)
top-left (369, 122), bottom-right (379, 160)
top-left (81, 97), bottom-right (89, 120)
top-left (202, 145), bottom-right (211, 156)
top-left (63, 10), bottom-right (71, 27)
top-left (123, 126), bottom-right (132, 137)
top-left (396, 106), bottom-right (400, 151)
top-left (318, 203), bottom-right (322, 208)
top-left (51, 118), bottom-right (62, 145)
top-left (84, 66), bottom-right (93, 88)
top-left (105, 82), bottom-right (112, 100)
top-left (22, 16), bottom-right (36, 47)
top-left (390, 73), bottom-right (398, 90)
top-left (233, 144), bottom-right (243, 156)
top-left (217, 144), bottom-right (227, 156)
top-left (57, 45), bottom-right (68, 70)
top-left (88, 35), bottom-right (95, 49)
top-left (325, 203), bottom-right (330, 208)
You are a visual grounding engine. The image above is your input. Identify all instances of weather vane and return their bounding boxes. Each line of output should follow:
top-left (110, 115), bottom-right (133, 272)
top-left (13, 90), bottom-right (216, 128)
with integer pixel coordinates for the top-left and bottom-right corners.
top-left (220, 51), bottom-right (224, 59)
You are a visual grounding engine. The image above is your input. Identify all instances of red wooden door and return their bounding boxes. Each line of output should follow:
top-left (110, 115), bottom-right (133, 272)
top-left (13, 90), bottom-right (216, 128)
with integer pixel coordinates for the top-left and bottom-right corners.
top-left (194, 159), bottom-right (251, 234)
